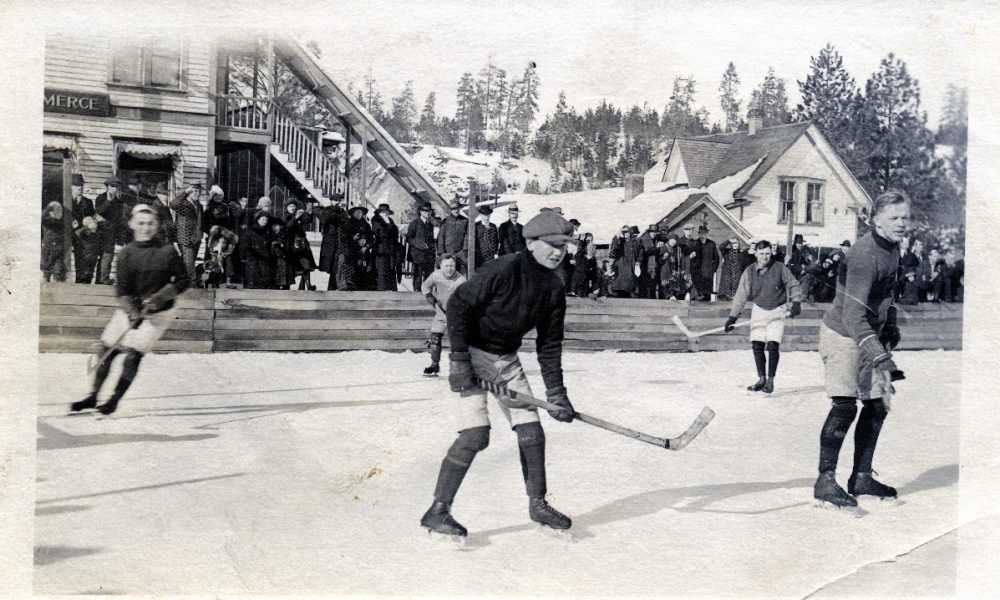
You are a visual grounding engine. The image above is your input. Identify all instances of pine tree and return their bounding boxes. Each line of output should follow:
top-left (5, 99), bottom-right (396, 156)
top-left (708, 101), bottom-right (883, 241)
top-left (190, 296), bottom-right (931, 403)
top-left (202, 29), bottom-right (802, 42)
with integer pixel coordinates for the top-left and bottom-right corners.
top-left (514, 63), bottom-right (540, 143)
top-left (417, 92), bottom-right (437, 144)
top-left (796, 44), bottom-right (861, 166)
top-left (661, 77), bottom-right (710, 138)
top-left (719, 62), bottom-right (742, 133)
top-left (934, 84), bottom-right (968, 226)
top-left (390, 80), bottom-right (417, 142)
top-left (748, 67), bottom-right (792, 127)
top-left (456, 72), bottom-right (484, 153)
top-left (855, 54), bottom-right (942, 222)
top-left (938, 84), bottom-right (968, 147)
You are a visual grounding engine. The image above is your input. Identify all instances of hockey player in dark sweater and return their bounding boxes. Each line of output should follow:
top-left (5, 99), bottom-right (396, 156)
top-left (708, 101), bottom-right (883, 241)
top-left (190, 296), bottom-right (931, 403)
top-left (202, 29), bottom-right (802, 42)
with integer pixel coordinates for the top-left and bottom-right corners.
top-left (70, 204), bottom-right (190, 416)
top-left (813, 190), bottom-right (909, 509)
top-left (420, 210), bottom-right (577, 542)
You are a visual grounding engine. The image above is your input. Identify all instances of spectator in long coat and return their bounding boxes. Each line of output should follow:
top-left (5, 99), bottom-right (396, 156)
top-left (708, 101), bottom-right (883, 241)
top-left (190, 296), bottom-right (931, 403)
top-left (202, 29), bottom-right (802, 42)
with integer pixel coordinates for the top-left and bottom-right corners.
top-left (786, 234), bottom-right (814, 279)
top-left (150, 182), bottom-right (176, 246)
top-left (243, 211), bottom-right (272, 289)
top-left (638, 224), bottom-right (660, 299)
top-left (371, 203), bottom-right (401, 291)
top-left (690, 224), bottom-right (720, 300)
top-left (93, 176), bottom-right (133, 284)
top-left (228, 196), bottom-right (251, 285)
top-left (436, 199), bottom-right (468, 274)
top-left (171, 183), bottom-right (205, 287)
top-left (659, 235), bottom-right (690, 300)
top-left (69, 174), bottom-right (97, 283)
top-left (609, 225), bottom-right (641, 297)
top-left (314, 195), bottom-right (347, 289)
top-left (269, 218), bottom-right (293, 290)
top-left (472, 205), bottom-right (499, 270)
top-left (718, 236), bottom-right (745, 301)
top-left (498, 204), bottom-right (525, 257)
top-left (202, 185), bottom-right (230, 259)
top-left (41, 201), bottom-right (66, 282)
top-left (406, 202), bottom-right (437, 291)
top-left (570, 232), bottom-right (595, 297)
top-left (339, 205), bottom-right (374, 290)
top-left (284, 200), bottom-right (318, 290)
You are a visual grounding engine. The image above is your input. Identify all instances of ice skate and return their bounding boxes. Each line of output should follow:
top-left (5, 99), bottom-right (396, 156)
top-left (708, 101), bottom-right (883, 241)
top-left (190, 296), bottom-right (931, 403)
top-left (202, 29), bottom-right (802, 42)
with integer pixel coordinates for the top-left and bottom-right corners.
top-left (762, 377), bottom-right (774, 396)
top-left (848, 471), bottom-right (897, 502)
top-left (423, 363), bottom-right (440, 378)
top-left (420, 501), bottom-right (467, 546)
top-left (96, 395), bottom-right (122, 416)
top-left (69, 394), bottom-right (98, 413)
top-left (747, 377), bottom-right (767, 394)
top-left (529, 497), bottom-right (572, 538)
top-left (813, 472), bottom-right (860, 516)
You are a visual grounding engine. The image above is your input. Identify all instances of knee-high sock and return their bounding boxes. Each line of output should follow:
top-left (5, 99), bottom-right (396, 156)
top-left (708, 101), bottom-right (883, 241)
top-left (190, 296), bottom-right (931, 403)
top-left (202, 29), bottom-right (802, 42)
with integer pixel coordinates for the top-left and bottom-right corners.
top-left (752, 341), bottom-right (766, 377)
top-left (766, 341), bottom-right (780, 378)
top-left (515, 422), bottom-right (547, 498)
top-left (433, 426), bottom-right (490, 504)
top-left (853, 398), bottom-right (888, 473)
top-left (111, 350), bottom-right (143, 399)
top-left (819, 397), bottom-right (858, 473)
top-left (92, 346), bottom-right (121, 395)
top-left (428, 333), bottom-right (443, 365)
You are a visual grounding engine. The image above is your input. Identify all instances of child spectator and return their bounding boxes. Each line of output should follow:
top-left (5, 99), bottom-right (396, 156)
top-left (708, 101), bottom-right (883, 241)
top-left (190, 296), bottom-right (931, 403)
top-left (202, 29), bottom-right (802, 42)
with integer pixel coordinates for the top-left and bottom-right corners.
top-left (41, 201), bottom-right (66, 282)
top-left (597, 259), bottom-right (615, 298)
top-left (899, 270), bottom-right (920, 305)
top-left (73, 216), bottom-right (103, 284)
top-left (269, 219), bottom-right (292, 290)
top-left (201, 225), bottom-right (239, 288)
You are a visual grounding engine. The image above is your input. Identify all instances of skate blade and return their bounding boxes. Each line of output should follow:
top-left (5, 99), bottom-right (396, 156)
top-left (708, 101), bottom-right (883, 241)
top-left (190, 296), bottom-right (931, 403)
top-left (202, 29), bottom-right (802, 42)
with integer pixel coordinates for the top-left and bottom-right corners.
top-left (535, 523), bottom-right (575, 541)
top-left (422, 373), bottom-right (439, 378)
top-left (812, 499), bottom-right (862, 518)
top-left (423, 528), bottom-right (467, 548)
top-left (857, 495), bottom-right (902, 507)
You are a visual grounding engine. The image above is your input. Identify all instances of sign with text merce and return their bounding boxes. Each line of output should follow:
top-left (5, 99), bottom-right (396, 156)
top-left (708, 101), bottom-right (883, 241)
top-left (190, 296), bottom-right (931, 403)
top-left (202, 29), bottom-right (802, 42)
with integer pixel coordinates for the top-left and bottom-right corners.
top-left (44, 89), bottom-right (111, 117)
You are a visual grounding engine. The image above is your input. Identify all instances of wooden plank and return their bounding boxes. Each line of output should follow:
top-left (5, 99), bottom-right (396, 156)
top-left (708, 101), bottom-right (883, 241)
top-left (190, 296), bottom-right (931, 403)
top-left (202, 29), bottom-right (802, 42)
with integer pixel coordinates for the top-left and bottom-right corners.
top-left (39, 316), bottom-right (214, 331)
top-left (41, 292), bottom-right (216, 310)
top-left (212, 319), bottom-right (428, 330)
top-left (562, 340), bottom-right (690, 352)
top-left (215, 298), bottom-right (433, 312)
top-left (213, 339), bottom-right (426, 352)
top-left (214, 309), bottom-right (433, 320)
top-left (39, 338), bottom-right (213, 354)
top-left (39, 326), bottom-right (213, 341)
top-left (565, 304), bottom-right (689, 317)
top-left (213, 329), bottom-right (429, 341)
top-left (215, 288), bottom-right (423, 302)
top-left (39, 304), bottom-right (216, 320)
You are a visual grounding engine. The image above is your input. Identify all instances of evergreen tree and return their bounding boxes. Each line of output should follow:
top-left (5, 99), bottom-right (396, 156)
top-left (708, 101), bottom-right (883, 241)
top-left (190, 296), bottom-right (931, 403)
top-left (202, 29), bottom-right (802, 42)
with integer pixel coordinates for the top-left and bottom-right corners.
top-left (390, 80), bottom-right (417, 142)
top-left (934, 84), bottom-right (968, 226)
top-left (456, 72), bottom-right (484, 152)
top-left (937, 84), bottom-right (968, 147)
top-left (748, 67), bottom-right (792, 127)
top-left (417, 92), bottom-right (437, 144)
top-left (796, 44), bottom-right (861, 166)
top-left (661, 77), bottom-right (710, 138)
top-left (719, 62), bottom-right (743, 133)
top-left (514, 63), bottom-right (540, 143)
top-left (855, 54), bottom-right (942, 223)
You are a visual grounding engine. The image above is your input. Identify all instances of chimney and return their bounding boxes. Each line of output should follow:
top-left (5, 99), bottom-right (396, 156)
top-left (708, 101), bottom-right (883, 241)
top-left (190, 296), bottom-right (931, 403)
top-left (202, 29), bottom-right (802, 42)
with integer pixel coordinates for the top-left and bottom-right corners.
top-left (624, 174), bottom-right (644, 202)
top-left (748, 115), bottom-right (763, 135)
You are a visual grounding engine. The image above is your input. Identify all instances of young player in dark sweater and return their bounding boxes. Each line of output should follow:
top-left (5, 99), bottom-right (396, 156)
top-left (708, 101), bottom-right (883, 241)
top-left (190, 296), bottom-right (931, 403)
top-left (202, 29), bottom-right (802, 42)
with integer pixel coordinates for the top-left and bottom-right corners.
top-left (70, 204), bottom-right (191, 416)
top-left (813, 190), bottom-right (909, 508)
top-left (420, 211), bottom-right (577, 542)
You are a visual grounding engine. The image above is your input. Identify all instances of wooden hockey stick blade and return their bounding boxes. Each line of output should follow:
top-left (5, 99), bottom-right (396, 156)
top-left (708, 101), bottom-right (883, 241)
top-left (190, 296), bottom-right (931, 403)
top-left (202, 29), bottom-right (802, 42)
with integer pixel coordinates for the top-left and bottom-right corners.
top-left (474, 377), bottom-right (715, 451)
top-left (670, 314), bottom-right (694, 337)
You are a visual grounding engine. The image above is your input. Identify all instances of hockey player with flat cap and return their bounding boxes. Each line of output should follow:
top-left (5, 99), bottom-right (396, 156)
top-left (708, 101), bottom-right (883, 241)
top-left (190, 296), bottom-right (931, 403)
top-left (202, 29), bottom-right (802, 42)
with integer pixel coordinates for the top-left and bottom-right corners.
top-left (420, 210), bottom-right (577, 541)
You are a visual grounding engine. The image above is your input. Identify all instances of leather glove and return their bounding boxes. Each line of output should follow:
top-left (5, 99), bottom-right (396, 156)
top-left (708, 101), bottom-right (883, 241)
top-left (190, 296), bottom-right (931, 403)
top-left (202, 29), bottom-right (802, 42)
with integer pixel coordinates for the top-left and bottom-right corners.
top-left (789, 301), bottom-right (802, 318)
top-left (859, 334), bottom-right (899, 374)
top-left (424, 293), bottom-right (437, 308)
top-left (143, 283), bottom-right (178, 313)
top-left (724, 316), bottom-right (738, 333)
top-left (546, 386), bottom-right (575, 423)
top-left (879, 306), bottom-right (901, 350)
top-left (448, 351), bottom-right (474, 393)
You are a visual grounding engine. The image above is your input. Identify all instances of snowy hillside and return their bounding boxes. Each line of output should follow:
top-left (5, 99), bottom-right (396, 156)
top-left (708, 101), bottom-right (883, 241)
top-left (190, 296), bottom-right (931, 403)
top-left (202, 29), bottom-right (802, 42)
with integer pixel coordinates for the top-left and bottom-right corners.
top-left (406, 145), bottom-right (555, 198)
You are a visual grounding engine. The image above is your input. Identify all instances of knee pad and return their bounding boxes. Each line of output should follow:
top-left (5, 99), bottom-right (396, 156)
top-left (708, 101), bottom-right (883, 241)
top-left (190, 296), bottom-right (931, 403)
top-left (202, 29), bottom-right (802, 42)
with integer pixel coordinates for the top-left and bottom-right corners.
top-left (830, 396), bottom-right (859, 418)
top-left (456, 425), bottom-right (490, 453)
top-left (514, 421), bottom-right (545, 448)
top-left (862, 399), bottom-right (888, 422)
top-left (766, 341), bottom-right (780, 352)
top-left (751, 341), bottom-right (765, 351)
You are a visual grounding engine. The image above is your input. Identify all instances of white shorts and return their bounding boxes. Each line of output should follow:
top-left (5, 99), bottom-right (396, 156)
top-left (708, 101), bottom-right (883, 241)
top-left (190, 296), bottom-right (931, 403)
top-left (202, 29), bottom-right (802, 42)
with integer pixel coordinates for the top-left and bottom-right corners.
top-left (100, 306), bottom-right (177, 354)
top-left (749, 304), bottom-right (786, 343)
top-left (818, 325), bottom-right (892, 400)
top-left (454, 347), bottom-right (540, 431)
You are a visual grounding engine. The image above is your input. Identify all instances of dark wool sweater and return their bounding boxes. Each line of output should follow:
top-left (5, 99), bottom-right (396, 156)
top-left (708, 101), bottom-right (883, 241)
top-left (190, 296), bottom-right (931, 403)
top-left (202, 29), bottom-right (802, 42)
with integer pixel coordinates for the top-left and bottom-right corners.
top-left (115, 240), bottom-right (191, 313)
top-left (447, 251), bottom-right (566, 391)
top-left (729, 259), bottom-right (802, 316)
top-left (823, 230), bottom-right (900, 343)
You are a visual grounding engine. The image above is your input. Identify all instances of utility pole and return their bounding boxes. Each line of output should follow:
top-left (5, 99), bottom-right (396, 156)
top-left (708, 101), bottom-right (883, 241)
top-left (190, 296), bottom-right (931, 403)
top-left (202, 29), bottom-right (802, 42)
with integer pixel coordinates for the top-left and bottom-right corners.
top-left (465, 182), bottom-right (477, 277)
top-left (784, 195), bottom-right (795, 259)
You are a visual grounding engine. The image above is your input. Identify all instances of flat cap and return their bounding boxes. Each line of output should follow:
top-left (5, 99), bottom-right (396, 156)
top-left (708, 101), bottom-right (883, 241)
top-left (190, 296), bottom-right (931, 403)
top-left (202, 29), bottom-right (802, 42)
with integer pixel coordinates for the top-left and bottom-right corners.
top-left (522, 211), bottom-right (574, 244)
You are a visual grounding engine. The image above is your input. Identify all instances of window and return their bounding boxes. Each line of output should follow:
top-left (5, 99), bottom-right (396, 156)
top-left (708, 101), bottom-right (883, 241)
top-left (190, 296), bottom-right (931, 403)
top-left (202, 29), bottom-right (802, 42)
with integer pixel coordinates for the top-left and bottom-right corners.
top-left (111, 40), bottom-right (184, 89)
top-left (805, 182), bottom-right (824, 224)
top-left (779, 180), bottom-right (795, 223)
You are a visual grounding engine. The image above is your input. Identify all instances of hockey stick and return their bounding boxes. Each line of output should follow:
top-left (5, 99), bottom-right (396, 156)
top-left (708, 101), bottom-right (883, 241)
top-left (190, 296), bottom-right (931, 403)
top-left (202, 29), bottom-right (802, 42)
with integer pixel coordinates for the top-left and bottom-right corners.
top-left (474, 377), bottom-right (715, 451)
top-left (670, 313), bottom-right (788, 339)
top-left (86, 315), bottom-right (144, 376)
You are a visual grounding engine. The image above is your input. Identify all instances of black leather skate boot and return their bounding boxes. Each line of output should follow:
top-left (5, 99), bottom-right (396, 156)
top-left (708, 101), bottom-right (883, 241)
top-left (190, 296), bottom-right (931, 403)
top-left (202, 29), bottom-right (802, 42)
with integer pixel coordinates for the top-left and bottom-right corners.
top-left (529, 497), bottom-right (572, 530)
top-left (762, 377), bottom-right (775, 395)
top-left (70, 393), bottom-right (98, 412)
top-left (848, 471), bottom-right (897, 499)
top-left (747, 377), bottom-right (767, 393)
top-left (420, 501), bottom-right (467, 537)
top-left (813, 471), bottom-right (858, 508)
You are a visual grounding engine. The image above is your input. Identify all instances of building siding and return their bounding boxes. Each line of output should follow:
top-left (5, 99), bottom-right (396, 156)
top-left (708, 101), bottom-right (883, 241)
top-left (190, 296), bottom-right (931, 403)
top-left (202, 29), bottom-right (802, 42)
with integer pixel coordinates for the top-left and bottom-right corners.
top-left (735, 134), bottom-right (859, 249)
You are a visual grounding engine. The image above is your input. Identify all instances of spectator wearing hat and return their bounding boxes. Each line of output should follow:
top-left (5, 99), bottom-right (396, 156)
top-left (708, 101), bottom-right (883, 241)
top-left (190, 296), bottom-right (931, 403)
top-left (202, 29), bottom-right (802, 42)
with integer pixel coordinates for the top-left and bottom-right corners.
top-left (150, 181), bottom-right (176, 246)
top-left (561, 218), bottom-right (583, 290)
top-left (570, 231), bottom-right (596, 297)
top-left (93, 175), bottom-right (134, 284)
top-left (718, 236), bottom-right (745, 301)
top-left (69, 174), bottom-right (97, 282)
top-left (340, 205), bottom-right (373, 290)
top-left (437, 199), bottom-right (468, 274)
top-left (202, 185), bottom-right (231, 249)
top-left (406, 202), bottom-right (436, 291)
top-left (638, 224), bottom-right (661, 299)
top-left (470, 205), bottom-right (499, 270)
top-left (659, 234), bottom-right (690, 300)
top-left (609, 224), bottom-right (641, 297)
top-left (314, 194), bottom-right (347, 290)
top-left (284, 200), bottom-right (318, 290)
top-left (689, 224), bottom-right (720, 301)
top-left (372, 203), bottom-right (402, 291)
top-left (498, 204), bottom-right (525, 257)
top-left (40, 201), bottom-right (66, 282)
top-left (243, 211), bottom-right (273, 289)
top-left (171, 183), bottom-right (205, 287)
top-left (786, 233), bottom-right (814, 280)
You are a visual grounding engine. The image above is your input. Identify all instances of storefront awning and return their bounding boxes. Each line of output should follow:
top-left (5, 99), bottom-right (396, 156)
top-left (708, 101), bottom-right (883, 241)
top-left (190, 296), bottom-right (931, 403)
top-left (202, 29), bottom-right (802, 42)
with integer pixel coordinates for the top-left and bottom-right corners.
top-left (43, 133), bottom-right (78, 154)
top-left (115, 141), bottom-right (182, 160)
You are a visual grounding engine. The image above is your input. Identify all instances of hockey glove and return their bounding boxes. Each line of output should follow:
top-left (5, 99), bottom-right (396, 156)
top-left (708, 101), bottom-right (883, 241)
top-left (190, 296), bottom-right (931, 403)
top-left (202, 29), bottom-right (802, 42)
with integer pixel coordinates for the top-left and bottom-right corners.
top-left (724, 316), bottom-right (738, 333)
top-left (424, 293), bottom-right (437, 309)
top-left (789, 301), bottom-right (802, 318)
top-left (448, 352), bottom-right (475, 393)
top-left (119, 296), bottom-right (144, 328)
top-left (859, 334), bottom-right (899, 374)
top-left (143, 283), bottom-right (179, 314)
top-left (546, 386), bottom-right (575, 423)
top-left (879, 306), bottom-right (901, 350)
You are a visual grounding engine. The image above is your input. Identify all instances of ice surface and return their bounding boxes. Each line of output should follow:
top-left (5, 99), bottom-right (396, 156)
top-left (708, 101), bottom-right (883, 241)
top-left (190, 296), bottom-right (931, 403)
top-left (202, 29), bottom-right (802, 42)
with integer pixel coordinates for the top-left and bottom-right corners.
top-left (35, 349), bottom-right (963, 596)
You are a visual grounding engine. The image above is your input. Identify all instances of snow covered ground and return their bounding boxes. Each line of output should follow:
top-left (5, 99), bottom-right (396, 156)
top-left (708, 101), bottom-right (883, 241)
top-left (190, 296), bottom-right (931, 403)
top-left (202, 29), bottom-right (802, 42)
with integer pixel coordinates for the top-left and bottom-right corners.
top-left (34, 349), bottom-right (972, 596)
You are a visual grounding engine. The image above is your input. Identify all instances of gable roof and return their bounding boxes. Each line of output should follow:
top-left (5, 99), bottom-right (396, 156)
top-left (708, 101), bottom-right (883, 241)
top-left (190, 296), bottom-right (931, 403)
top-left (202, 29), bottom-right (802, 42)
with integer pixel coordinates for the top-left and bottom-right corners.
top-left (673, 139), bottom-right (732, 187)
top-left (663, 192), bottom-right (754, 243)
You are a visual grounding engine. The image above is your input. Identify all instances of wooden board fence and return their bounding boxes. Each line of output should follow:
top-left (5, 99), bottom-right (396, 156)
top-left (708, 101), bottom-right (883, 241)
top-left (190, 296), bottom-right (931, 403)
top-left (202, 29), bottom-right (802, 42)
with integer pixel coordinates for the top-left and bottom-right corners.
top-left (38, 283), bottom-right (963, 354)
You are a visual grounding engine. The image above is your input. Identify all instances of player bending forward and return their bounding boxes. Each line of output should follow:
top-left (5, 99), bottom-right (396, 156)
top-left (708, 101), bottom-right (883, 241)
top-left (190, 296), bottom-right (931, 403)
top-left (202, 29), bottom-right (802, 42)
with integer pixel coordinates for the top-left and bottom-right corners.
top-left (70, 204), bottom-right (191, 416)
top-left (724, 240), bottom-right (802, 395)
top-left (814, 191), bottom-right (908, 508)
top-left (420, 211), bottom-right (577, 540)
top-left (420, 253), bottom-right (467, 377)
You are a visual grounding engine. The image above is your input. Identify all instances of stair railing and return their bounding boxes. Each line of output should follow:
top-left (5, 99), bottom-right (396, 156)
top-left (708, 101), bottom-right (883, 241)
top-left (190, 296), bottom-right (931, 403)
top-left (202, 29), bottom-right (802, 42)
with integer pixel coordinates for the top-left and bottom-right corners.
top-left (272, 107), bottom-right (345, 201)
